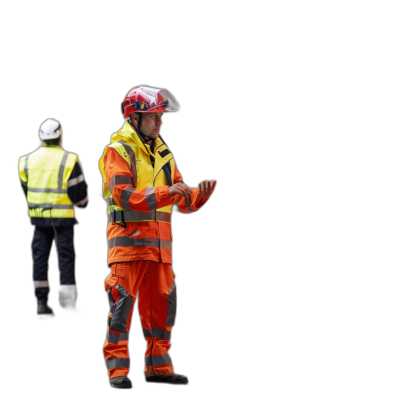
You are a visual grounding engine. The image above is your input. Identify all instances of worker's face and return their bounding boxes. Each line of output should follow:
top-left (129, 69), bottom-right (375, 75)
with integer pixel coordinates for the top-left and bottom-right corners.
top-left (133, 112), bottom-right (163, 139)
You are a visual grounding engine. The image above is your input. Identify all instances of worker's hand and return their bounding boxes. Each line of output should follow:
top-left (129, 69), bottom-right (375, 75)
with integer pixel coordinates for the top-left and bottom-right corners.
top-left (198, 180), bottom-right (216, 199)
top-left (168, 182), bottom-right (192, 204)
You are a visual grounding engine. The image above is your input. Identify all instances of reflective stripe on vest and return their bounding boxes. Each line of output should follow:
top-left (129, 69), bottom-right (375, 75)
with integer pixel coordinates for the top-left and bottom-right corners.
top-left (99, 124), bottom-right (176, 223)
top-left (21, 147), bottom-right (77, 219)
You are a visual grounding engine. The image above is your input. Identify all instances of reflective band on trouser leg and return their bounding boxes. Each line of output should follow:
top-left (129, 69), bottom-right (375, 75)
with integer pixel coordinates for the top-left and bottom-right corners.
top-left (104, 284), bottom-right (135, 379)
top-left (34, 281), bottom-right (49, 288)
top-left (138, 262), bottom-right (175, 377)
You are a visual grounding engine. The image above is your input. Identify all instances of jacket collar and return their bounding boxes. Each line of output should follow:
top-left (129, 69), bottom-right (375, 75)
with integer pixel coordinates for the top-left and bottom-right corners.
top-left (111, 121), bottom-right (163, 156)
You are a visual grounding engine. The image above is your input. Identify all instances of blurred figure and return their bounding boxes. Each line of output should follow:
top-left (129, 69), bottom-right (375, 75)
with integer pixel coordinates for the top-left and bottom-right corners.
top-left (18, 119), bottom-right (88, 315)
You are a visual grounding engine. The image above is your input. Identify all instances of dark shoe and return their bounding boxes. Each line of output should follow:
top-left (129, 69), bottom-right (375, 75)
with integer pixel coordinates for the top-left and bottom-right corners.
top-left (146, 373), bottom-right (188, 384)
top-left (110, 376), bottom-right (132, 389)
top-left (37, 300), bottom-right (53, 315)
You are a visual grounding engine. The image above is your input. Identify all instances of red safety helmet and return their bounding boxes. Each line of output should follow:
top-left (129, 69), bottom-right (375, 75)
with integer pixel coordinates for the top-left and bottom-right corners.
top-left (121, 85), bottom-right (179, 120)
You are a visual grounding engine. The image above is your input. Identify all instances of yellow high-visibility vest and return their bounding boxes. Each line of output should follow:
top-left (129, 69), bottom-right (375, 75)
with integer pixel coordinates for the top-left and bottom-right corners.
top-left (19, 146), bottom-right (78, 219)
top-left (99, 122), bottom-right (177, 223)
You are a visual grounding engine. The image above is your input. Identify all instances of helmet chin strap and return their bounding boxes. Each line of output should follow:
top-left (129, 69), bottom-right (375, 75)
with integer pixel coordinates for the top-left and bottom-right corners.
top-left (130, 113), bottom-right (155, 147)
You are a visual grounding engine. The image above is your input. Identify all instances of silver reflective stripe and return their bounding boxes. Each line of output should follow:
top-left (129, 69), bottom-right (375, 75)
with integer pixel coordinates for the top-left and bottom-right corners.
top-left (156, 211), bottom-right (171, 222)
top-left (75, 196), bottom-right (88, 206)
top-left (108, 236), bottom-right (159, 250)
top-left (58, 151), bottom-right (70, 189)
top-left (59, 284), bottom-right (78, 292)
top-left (144, 354), bottom-right (172, 367)
top-left (67, 174), bottom-right (84, 188)
top-left (107, 331), bottom-right (129, 345)
top-left (34, 281), bottom-right (49, 288)
top-left (121, 187), bottom-right (135, 210)
top-left (107, 210), bottom-right (171, 223)
top-left (108, 175), bottom-right (132, 193)
top-left (105, 358), bottom-right (130, 369)
top-left (145, 186), bottom-right (157, 211)
top-left (160, 239), bottom-right (172, 250)
top-left (27, 187), bottom-right (68, 193)
top-left (118, 140), bottom-right (137, 187)
top-left (142, 327), bottom-right (171, 340)
top-left (24, 155), bottom-right (29, 182)
top-left (28, 203), bottom-right (73, 209)
top-left (108, 236), bottom-right (172, 250)
top-left (106, 196), bottom-right (117, 206)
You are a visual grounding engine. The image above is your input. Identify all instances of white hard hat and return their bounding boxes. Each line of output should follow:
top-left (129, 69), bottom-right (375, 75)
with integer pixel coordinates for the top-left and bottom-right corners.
top-left (39, 118), bottom-right (62, 140)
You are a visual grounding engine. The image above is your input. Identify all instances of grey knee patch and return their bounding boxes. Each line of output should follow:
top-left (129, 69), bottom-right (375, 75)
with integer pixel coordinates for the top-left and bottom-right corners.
top-left (110, 285), bottom-right (133, 332)
top-left (166, 280), bottom-right (176, 327)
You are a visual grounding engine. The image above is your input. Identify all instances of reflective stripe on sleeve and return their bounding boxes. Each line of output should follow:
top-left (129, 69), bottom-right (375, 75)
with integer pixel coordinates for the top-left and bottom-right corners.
top-left (144, 354), bottom-right (172, 367)
top-left (145, 186), bottom-right (157, 211)
top-left (75, 196), bottom-right (88, 206)
top-left (108, 175), bottom-right (132, 193)
top-left (67, 174), bottom-right (85, 188)
top-left (105, 358), bottom-right (130, 369)
top-left (142, 327), bottom-right (171, 340)
top-left (121, 187), bottom-right (135, 210)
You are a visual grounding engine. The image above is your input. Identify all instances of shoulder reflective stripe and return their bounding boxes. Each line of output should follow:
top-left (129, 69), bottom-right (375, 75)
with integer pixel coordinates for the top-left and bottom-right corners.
top-left (108, 237), bottom-right (172, 250)
top-left (118, 140), bottom-right (137, 187)
top-left (105, 358), bottom-right (130, 369)
top-left (24, 155), bottom-right (30, 182)
top-left (121, 187), bottom-right (135, 210)
top-left (58, 151), bottom-right (70, 189)
top-left (145, 186), bottom-right (157, 211)
top-left (58, 284), bottom-right (78, 292)
top-left (107, 210), bottom-right (171, 223)
top-left (144, 354), bottom-right (172, 367)
top-left (28, 203), bottom-right (74, 209)
top-left (75, 196), bottom-right (88, 206)
top-left (142, 327), bottom-right (171, 340)
top-left (67, 174), bottom-right (85, 188)
top-left (34, 281), bottom-right (48, 288)
top-left (108, 175), bottom-right (132, 193)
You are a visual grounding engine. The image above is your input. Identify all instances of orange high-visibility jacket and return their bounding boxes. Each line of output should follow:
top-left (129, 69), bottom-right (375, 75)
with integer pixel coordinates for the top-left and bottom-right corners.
top-left (99, 122), bottom-right (205, 265)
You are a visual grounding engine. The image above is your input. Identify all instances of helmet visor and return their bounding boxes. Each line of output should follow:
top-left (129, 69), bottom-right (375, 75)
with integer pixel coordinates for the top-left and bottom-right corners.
top-left (133, 85), bottom-right (179, 112)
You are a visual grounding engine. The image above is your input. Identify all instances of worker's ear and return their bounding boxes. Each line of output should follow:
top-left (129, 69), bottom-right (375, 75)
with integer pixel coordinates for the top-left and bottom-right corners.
top-left (130, 113), bottom-right (138, 125)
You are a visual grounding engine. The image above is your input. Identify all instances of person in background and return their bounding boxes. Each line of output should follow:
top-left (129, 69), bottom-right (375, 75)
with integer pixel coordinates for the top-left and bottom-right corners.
top-left (19, 118), bottom-right (88, 315)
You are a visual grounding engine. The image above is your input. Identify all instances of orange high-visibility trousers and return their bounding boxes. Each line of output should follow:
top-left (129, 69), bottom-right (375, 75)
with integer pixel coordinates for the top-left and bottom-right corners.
top-left (103, 261), bottom-right (176, 379)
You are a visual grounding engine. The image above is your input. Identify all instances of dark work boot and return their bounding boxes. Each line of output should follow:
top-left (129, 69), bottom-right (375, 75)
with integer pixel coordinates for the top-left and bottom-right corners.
top-left (37, 300), bottom-right (53, 315)
top-left (110, 376), bottom-right (132, 389)
top-left (146, 373), bottom-right (188, 384)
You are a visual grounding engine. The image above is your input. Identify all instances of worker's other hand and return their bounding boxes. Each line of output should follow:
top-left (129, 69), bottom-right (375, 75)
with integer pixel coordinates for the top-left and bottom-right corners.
top-left (198, 180), bottom-right (216, 199)
top-left (168, 182), bottom-right (192, 204)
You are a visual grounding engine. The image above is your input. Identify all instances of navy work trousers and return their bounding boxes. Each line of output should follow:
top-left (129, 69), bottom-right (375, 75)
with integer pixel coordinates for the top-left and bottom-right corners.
top-left (32, 226), bottom-right (76, 301)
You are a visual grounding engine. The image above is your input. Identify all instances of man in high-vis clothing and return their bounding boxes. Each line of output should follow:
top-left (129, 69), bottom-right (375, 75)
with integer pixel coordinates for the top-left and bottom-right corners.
top-left (19, 118), bottom-right (88, 315)
top-left (99, 85), bottom-right (216, 388)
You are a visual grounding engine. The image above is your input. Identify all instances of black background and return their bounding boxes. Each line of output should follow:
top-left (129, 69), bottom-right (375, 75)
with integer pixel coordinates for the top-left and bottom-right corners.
top-left (3, 54), bottom-right (238, 394)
